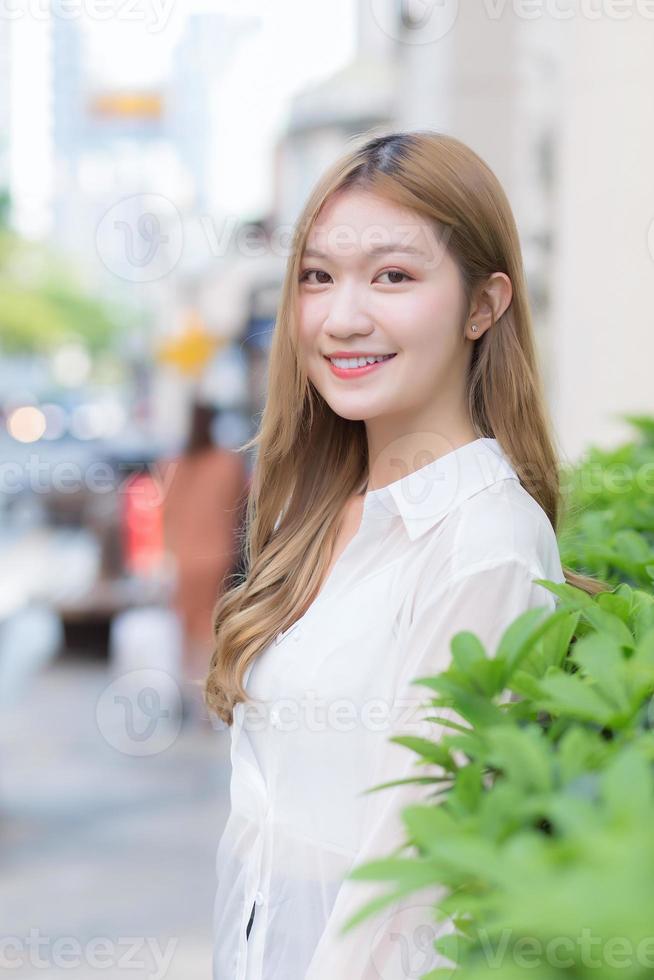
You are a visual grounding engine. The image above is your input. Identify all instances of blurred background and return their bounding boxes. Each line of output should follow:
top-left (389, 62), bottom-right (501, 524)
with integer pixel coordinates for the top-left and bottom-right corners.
top-left (0, 0), bottom-right (652, 976)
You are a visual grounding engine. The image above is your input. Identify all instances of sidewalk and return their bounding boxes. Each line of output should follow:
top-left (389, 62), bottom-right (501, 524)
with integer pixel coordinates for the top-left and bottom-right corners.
top-left (0, 653), bottom-right (231, 979)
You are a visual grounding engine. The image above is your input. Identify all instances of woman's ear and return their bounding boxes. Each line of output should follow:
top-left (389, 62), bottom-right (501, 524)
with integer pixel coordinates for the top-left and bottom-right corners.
top-left (465, 272), bottom-right (513, 339)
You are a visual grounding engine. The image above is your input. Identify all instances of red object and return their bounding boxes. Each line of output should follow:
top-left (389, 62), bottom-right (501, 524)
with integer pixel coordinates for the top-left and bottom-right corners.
top-left (122, 472), bottom-right (165, 574)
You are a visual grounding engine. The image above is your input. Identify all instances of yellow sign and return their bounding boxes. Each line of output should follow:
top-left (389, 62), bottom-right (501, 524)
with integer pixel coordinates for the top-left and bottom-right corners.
top-left (157, 313), bottom-right (226, 377)
top-left (90, 92), bottom-right (163, 119)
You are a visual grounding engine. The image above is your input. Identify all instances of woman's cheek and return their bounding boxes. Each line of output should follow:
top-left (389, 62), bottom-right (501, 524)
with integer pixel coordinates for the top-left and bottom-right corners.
top-left (297, 308), bottom-right (320, 350)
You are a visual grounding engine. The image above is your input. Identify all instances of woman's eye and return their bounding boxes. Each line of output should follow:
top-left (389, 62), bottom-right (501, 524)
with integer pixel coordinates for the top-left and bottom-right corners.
top-left (299, 269), bottom-right (331, 284)
top-left (376, 270), bottom-right (412, 284)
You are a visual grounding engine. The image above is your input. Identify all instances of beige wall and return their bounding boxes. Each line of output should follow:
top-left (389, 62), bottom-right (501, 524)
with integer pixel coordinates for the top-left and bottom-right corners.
top-left (549, 14), bottom-right (654, 465)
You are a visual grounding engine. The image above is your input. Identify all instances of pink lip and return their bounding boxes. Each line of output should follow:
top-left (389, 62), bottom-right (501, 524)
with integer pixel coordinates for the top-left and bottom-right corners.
top-left (324, 353), bottom-right (397, 379)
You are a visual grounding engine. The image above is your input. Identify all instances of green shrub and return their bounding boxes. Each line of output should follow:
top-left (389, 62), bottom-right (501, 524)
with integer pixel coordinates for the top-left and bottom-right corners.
top-left (559, 415), bottom-right (654, 590)
top-left (342, 419), bottom-right (654, 978)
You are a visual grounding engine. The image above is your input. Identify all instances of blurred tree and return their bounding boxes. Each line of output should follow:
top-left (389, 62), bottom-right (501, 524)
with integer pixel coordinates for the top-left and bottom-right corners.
top-left (0, 189), bottom-right (10, 228)
top-left (0, 224), bottom-right (136, 355)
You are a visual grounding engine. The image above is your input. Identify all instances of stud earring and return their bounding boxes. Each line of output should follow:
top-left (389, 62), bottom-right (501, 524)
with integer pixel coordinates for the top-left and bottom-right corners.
top-left (471, 323), bottom-right (479, 333)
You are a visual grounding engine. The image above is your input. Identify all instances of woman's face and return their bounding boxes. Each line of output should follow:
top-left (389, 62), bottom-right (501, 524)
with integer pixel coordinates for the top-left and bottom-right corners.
top-left (297, 187), bottom-right (472, 434)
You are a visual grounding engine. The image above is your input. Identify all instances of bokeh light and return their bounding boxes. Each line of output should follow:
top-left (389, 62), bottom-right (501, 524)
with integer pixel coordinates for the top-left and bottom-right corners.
top-left (6, 405), bottom-right (47, 443)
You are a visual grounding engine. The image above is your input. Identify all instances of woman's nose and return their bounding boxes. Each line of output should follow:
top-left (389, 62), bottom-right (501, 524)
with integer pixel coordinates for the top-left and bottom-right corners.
top-left (323, 283), bottom-right (373, 333)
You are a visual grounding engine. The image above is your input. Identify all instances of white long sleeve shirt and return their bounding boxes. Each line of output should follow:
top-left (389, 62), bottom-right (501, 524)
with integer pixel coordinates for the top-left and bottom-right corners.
top-left (212, 437), bottom-right (566, 979)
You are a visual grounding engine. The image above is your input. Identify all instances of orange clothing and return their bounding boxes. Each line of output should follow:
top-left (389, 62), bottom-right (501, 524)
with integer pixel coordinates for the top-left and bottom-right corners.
top-left (161, 447), bottom-right (249, 672)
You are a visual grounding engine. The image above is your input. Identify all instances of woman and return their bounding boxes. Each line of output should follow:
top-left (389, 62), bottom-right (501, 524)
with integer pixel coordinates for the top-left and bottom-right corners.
top-left (162, 400), bottom-right (248, 715)
top-left (204, 131), bottom-right (605, 979)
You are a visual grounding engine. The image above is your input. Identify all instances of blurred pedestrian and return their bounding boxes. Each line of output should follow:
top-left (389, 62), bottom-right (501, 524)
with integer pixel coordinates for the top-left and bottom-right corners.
top-left (161, 400), bottom-right (248, 717)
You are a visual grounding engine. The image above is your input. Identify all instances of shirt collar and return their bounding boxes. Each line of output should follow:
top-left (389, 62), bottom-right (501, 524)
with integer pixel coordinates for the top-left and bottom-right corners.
top-left (361, 437), bottom-right (520, 541)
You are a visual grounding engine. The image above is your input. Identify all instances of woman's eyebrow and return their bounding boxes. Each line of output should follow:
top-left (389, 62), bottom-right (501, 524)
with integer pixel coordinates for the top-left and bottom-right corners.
top-left (302, 243), bottom-right (428, 260)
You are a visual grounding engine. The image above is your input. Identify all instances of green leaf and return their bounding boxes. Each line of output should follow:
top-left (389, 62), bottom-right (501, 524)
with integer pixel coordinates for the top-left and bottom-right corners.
top-left (580, 605), bottom-right (635, 650)
top-left (495, 606), bottom-right (563, 683)
top-left (450, 631), bottom-right (487, 673)
top-left (411, 676), bottom-right (506, 728)
top-left (450, 762), bottom-right (483, 815)
top-left (571, 633), bottom-right (632, 714)
top-left (537, 672), bottom-right (616, 724)
top-left (635, 626), bottom-right (654, 667)
top-left (557, 727), bottom-right (610, 783)
top-left (401, 804), bottom-right (459, 852)
top-left (422, 715), bottom-right (473, 735)
top-left (432, 930), bottom-right (465, 966)
top-left (450, 631), bottom-right (501, 696)
top-left (389, 735), bottom-right (456, 769)
top-left (345, 855), bottom-right (443, 887)
top-left (517, 610), bottom-right (581, 678)
top-left (631, 590), bottom-right (654, 642)
top-left (508, 670), bottom-right (548, 702)
top-left (360, 775), bottom-right (449, 795)
top-left (439, 731), bottom-right (487, 760)
top-left (531, 580), bottom-right (596, 610)
top-left (483, 725), bottom-right (553, 793)
top-left (338, 883), bottom-right (420, 934)
top-left (601, 747), bottom-right (654, 820)
top-left (611, 529), bottom-right (653, 564)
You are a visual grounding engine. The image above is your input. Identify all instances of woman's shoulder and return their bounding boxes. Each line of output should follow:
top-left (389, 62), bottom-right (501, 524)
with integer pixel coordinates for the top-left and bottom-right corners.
top-left (437, 476), bottom-right (561, 579)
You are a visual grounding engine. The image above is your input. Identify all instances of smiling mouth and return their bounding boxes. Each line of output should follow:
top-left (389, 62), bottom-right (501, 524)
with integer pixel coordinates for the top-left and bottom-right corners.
top-left (324, 353), bottom-right (397, 369)
top-left (324, 353), bottom-right (398, 377)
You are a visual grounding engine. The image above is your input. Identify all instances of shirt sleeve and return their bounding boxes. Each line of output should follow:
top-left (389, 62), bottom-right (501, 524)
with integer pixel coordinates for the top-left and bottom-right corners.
top-left (304, 557), bottom-right (558, 980)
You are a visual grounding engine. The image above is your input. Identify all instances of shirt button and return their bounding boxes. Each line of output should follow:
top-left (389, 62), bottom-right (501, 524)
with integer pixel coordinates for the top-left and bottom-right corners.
top-left (254, 890), bottom-right (265, 906)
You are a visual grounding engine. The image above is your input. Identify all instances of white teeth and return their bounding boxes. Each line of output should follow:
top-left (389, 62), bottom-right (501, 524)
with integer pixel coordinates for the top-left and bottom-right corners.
top-left (329, 354), bottom-right (395, 369)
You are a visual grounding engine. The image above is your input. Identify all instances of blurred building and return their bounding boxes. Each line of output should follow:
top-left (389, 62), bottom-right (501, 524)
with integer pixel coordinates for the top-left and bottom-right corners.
top-left (44, 8), bottom-right (262, 450)
top-left (50, 13), bottom-right (189, 276)
top-left (49, 9), bottom-right (254, 262)
top-left (546, 17), bottom-right (654, 462)
top-left (0, 20), bottom-right (10, 200)
top-left (274, 0), bottom-right (397, 228)
top-left (166, 13), bottom-right (256, 216)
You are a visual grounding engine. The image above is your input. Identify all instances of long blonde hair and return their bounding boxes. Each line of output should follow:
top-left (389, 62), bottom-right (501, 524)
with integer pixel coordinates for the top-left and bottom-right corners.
top-left (204, 128), bottom-right (607, 727)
